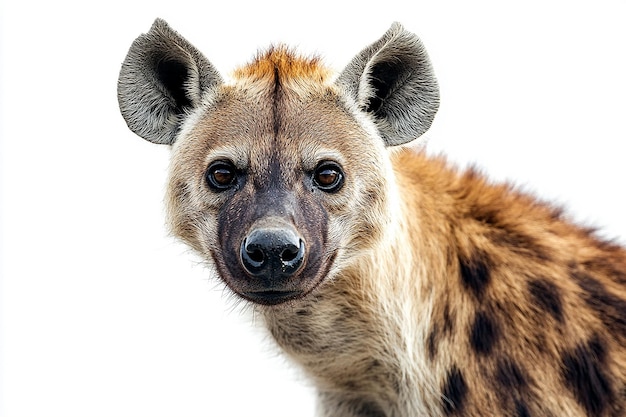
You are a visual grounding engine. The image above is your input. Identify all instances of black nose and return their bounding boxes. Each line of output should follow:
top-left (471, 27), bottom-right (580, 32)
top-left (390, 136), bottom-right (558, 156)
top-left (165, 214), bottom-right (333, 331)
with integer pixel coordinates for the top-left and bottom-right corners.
top-left (240, 228), bottom-right (305, 280)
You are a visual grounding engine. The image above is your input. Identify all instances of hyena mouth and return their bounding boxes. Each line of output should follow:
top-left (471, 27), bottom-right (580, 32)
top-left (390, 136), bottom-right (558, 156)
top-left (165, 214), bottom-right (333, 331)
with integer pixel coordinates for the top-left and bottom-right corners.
top-left (242, 290), bottom-right (303, 306)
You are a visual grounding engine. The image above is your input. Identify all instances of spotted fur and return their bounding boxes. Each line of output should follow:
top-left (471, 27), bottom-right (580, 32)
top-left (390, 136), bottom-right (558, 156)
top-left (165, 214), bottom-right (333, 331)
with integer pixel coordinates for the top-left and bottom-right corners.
top-left (118, 19), bottom-right (626, 416)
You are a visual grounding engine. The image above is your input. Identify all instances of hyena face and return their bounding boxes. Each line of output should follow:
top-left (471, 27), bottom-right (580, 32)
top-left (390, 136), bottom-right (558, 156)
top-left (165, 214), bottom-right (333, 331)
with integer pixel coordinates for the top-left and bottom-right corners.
top-left (166, 61), bottom-right (392, 305)
top-left (118, 20), bottom-right (438, 305)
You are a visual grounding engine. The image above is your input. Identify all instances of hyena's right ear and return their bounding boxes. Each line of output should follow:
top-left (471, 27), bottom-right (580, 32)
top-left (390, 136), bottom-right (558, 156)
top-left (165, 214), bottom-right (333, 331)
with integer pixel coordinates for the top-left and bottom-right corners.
top-left (337, 23), bottom-right (439, 147)
top-left (117, 19), bottom-right (222, 145)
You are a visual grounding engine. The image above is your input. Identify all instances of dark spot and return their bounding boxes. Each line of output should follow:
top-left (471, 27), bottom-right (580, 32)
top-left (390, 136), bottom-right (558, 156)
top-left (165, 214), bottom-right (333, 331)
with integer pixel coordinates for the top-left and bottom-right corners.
top-left (442, 304), bottom-right (455, 334)
top-left (515, 400), bottom-right (531, 417)
top-left (446, 246), bottom-right (456, 268)
top-left (571, 270), bottom-right (626, 338)
top-left (493, 359), bottom-right (535, 417)
top-left (470, 204), bottom-right (499, 226)
top-left (428, 305), bottom-right (456, 361)
top-left (459, 250), bottom-right (492, 299)
top-left (442, 366), bottom-right (467, 415)
top-left (528, 278), bottom-right (564, 322)
top-left (366, 359), bottom-right (381, 372)
top-left (427, 325), bottom-right (439, 360)
top-left (495, 358), bottom-right (528, 390)
top-left (488, 228), bottom-right (552, 262)
top-left (470, 199), bottom-right (552, 262)
top-left (581, 255), bottom-right (626, 285)
top-left (295, 309), bottom-right (311, 316)
top-left (469, 311), bottom-right (500, 355)
top-left (561, 334), bottom-right (614, 416)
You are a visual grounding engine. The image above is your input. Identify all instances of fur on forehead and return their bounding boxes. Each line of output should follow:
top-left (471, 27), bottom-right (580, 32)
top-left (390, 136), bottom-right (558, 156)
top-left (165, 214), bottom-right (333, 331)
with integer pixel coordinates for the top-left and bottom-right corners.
top-left (231, 46), bottom-right (333, 86)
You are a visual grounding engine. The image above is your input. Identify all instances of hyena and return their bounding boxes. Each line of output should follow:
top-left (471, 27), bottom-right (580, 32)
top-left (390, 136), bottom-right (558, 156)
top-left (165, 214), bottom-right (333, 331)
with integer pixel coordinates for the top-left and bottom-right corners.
top-left (118, 19), bottom-right (626, 417)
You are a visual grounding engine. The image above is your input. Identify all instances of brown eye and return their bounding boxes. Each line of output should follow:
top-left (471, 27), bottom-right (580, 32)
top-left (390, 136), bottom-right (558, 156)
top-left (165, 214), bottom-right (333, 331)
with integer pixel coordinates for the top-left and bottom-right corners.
top-left (206, 161), bottom-right (237, 191)
top-left (313, 162), bottom-right (344, 192)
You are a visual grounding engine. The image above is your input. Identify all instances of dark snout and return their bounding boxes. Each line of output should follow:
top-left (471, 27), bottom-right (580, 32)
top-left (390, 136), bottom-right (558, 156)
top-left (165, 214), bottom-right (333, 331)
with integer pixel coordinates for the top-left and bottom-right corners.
top-left (216, 186), bottom-right (330, 306)
top-left (240, 225), bottom-right (306, 304)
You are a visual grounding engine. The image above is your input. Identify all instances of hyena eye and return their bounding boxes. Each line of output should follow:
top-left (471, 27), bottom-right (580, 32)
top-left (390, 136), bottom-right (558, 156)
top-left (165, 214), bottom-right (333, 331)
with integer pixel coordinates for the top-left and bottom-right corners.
top-left (206, 160), bottom-right (237, 191)
top-left (313, 161), bottom-right (344, 192)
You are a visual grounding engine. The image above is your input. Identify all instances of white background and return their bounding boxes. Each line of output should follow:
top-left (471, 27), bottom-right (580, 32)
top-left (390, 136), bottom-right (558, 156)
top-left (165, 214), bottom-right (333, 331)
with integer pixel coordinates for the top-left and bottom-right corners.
top-left (1, 1), bottom-right (625, 416)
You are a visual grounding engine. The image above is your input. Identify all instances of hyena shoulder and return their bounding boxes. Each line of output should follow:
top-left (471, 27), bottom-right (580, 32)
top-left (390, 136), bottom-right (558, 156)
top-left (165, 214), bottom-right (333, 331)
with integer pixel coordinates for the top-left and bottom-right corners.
top-left (393, 149), bottom-right (626, 416)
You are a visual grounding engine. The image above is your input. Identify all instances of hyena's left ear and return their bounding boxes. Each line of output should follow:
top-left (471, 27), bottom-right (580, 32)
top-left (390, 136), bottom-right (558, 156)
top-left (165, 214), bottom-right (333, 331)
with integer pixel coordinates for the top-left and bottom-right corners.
top-left (117, 18), bottom-right (222, 145)
top-left (337, 23), bottom-right (439, 146)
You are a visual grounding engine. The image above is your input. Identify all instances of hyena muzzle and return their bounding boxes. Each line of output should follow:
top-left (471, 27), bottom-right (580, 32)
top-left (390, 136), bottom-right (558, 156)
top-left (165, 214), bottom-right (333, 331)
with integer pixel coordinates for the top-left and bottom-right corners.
top-left (118, 19), bottom-right (626, 417)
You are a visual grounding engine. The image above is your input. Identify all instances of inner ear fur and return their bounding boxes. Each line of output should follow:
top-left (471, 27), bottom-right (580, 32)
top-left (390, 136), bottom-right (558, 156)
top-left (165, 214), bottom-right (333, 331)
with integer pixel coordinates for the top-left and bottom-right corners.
top-left (117, 18), bottom-right (222, 145)
top-left (337, 23), bottom-right (440, 147)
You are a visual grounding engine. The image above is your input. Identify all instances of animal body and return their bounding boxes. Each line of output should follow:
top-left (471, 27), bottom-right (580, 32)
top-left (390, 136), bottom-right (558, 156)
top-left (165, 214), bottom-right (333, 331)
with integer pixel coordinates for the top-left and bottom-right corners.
top-left (118, 19), bottom-right (626, 417)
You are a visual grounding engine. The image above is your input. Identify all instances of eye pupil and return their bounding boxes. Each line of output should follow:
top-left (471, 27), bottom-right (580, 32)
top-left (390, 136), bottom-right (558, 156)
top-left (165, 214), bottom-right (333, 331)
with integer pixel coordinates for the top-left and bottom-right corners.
top-left (206, 161), bottom-right (237, 191)
top-left (313, 162), bottom-right (344, 192)
top-left (212, 168), bottom-right (234, 185)
top-left (317, 169), bottom-right (338, 186)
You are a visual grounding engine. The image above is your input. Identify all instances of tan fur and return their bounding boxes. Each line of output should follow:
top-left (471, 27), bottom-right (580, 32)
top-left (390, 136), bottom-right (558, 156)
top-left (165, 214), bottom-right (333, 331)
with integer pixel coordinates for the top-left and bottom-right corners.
top-left (119, 20), bottom-right (626, 417)
top-left (233, 47), bottom-right (331, 84)
top-left (392, 151), bottom-right (626, 416)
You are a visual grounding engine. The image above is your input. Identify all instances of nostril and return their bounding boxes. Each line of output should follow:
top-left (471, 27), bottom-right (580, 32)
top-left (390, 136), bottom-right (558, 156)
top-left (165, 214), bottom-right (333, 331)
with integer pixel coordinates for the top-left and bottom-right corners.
top-left (246, 246), bottom-right (264, 264)
top-left (281, 240), bottom-right (305, 274)
top-left (280, 243), bottom-right (300, 262)
top-left (241, 239), bottom-right (265, 271)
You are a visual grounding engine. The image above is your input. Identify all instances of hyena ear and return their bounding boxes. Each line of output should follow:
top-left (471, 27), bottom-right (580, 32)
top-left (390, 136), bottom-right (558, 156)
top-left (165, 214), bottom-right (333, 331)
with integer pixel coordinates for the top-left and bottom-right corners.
top-left (117, 18), bottom-right (222, 145)
top-left (337, 23), bottom-right (439, 146)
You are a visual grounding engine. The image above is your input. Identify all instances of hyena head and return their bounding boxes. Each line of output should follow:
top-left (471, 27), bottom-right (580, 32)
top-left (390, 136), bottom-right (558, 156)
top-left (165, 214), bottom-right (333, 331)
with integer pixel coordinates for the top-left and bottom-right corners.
top-left (118, 19), bottom-right (439, 305)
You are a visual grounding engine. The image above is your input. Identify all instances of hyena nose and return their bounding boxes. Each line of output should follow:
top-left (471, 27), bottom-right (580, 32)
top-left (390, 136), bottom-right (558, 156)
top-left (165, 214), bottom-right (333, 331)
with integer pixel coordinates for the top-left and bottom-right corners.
top-left (240, 228), bottom-right (306, 280)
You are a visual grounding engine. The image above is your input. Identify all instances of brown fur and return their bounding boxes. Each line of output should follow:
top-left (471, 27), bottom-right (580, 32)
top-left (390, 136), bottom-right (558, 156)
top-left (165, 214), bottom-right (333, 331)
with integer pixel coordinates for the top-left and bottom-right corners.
top-left (118, 20), bottom-right (626, 416)
top-left (394, 150), bottom-right (626, 416)
top-left (233, 47), bottom-right (331, 84)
